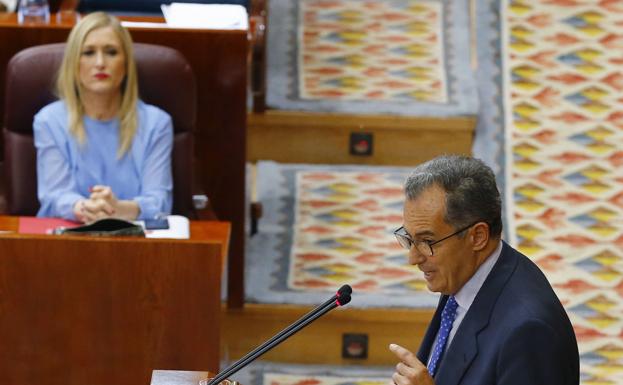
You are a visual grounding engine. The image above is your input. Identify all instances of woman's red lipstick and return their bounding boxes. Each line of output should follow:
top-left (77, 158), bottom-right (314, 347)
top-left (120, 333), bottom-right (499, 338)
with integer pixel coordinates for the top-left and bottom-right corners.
top-left (94, 73), bottom-right (109, 79)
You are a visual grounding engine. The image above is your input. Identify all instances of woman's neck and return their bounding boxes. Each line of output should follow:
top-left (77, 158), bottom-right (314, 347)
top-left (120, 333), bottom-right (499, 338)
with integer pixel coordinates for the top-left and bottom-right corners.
top-left (82, 92), bottom-right (122, 121)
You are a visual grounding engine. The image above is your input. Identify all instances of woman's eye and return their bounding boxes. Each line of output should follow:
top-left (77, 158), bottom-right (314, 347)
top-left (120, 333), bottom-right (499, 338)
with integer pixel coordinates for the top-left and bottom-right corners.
top-left (81, 50), bottom-right (95, 56)
top-left (105, 48), bottom-right (118, 56)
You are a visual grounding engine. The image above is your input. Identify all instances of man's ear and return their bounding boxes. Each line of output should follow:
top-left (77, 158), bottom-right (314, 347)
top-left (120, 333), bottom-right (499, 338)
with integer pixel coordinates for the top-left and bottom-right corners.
top-left (471, 222), bottom-right (490, 251)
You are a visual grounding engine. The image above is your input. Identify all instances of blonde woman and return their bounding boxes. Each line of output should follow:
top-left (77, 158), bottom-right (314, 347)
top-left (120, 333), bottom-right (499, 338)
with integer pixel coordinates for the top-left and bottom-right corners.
top-left (34, 12), bottom-right (172, 223)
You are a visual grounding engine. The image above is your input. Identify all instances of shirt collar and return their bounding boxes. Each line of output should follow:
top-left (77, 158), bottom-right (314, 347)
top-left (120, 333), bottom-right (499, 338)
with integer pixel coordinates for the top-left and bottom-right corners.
top-left (454, 240), bottom-right (503, 311)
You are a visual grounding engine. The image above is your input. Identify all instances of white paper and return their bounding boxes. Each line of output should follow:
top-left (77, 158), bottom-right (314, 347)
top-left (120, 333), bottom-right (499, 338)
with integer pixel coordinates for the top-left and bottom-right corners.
top-left (120, 21), bottom-right (169, 29)
top-left (161, 3), bottom-right (248, 30)
top-left (0, 0), bottom-right (17, 13)
top-left (137, 215), bottom-right (190, 239)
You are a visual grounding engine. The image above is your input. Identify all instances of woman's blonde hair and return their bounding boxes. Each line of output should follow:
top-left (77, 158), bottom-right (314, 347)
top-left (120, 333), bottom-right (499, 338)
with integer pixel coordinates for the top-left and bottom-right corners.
top-left (57, 11), bottom-right (138, 157)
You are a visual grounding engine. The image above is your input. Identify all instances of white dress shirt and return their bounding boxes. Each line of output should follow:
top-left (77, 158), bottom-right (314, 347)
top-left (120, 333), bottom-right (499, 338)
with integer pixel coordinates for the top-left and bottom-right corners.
top-left (428, 240), bottom-right (503, 364)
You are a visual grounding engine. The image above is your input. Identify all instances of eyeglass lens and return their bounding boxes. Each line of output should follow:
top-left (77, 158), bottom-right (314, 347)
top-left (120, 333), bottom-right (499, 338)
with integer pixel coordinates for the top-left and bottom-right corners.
top-left (394, 230), bottom-right (433, 256)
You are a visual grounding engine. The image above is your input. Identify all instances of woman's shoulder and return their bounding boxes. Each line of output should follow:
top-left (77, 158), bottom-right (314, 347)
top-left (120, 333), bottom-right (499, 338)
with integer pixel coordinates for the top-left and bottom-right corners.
top-left (34, 100), bottom-right (67, 122)
top-left (135, 101), bottom-right (173, 143)
top-left (33, 100), bottom-right (70, 138)
top-left (137, 100), bottom-right (172, 122)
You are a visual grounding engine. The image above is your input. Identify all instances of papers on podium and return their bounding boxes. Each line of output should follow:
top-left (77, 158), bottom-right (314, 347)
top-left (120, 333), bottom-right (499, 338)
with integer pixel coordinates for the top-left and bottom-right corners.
top-left (138, 215), bottom-right (190, 239)
top-left (17, 215), bottom-right (190, 239)
top-left (161, 3), bottom-right (248, 30)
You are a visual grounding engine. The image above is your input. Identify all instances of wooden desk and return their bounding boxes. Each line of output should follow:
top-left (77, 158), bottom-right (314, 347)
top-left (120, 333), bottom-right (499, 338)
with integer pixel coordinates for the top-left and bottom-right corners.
top-left (0, 217), bottom-right (230, 385)
top-left (0, 14), bottom-right (247, 307)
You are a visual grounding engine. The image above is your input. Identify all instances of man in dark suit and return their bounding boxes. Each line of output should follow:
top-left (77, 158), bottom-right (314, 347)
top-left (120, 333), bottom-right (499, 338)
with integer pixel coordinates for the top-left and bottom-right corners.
top-left (389, 155), bottom-right (579, 385)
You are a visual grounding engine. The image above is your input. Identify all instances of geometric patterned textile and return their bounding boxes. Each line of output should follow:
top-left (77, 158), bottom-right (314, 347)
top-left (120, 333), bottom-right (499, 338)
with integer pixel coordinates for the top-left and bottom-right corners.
top-left (267, 0), bottom-right (478, 116)
top-left (246, 162), bottom-right (439, 308)
top-left (237, 363), bottom-right (393, 385)
top-left (501, 1), bottom-right (623, 383)
top-left (217, 361), bottom-right (397, 385)
top-left (289, 171), bottom-right (427, 293)
top-left (262, 372), bottom-right (386, 385)
top-left (299, 0), bottom-right (447, 103)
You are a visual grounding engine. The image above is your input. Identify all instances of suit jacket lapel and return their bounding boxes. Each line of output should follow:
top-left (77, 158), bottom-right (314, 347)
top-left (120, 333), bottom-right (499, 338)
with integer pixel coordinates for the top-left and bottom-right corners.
top-left (434, 241), bottom-right (518, 385)
top-left (417, 295), bottom-right (446, 364)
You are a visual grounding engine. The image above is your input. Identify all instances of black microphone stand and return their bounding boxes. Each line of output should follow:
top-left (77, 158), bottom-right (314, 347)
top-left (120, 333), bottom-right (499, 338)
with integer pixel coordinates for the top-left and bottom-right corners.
top-left (211, 285), bottom-right (351, 383)
top-left (208, 292), bottom-right (352, 385)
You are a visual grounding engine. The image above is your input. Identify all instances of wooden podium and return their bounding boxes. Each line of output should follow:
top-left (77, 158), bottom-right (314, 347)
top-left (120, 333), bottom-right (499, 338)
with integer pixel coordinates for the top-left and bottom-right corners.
top-left (0, 217), bottom-right (229, 385)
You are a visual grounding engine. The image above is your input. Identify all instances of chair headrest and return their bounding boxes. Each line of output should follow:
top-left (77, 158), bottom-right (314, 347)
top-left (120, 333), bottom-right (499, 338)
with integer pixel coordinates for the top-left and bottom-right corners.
top-left (4, 42), bottom-right (196, 135)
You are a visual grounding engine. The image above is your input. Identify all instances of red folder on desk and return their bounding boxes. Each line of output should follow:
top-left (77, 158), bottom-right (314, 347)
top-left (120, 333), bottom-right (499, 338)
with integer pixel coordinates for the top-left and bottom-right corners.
top-left (18, 217), bottom-right (80, 234)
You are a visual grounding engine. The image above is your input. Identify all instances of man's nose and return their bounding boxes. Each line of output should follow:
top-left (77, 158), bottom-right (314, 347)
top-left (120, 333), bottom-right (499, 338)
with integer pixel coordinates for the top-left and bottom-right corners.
top-left (408, 246), bottom-right (426, 265)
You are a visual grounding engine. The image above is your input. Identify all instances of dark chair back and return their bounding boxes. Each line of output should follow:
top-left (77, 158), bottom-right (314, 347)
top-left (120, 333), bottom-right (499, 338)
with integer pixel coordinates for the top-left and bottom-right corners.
top-left (78, 0), bottom-right (250, 15)
top-left (3, 43), bottom-right (196, 216)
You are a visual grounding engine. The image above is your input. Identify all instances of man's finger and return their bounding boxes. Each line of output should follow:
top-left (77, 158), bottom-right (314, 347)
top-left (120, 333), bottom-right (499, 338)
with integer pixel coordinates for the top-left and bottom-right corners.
top-left (396, 362), bottom-right (417, 378)
top-left (390, 344), bottom-right (434, 385)
top-left (392, 370), bottom-right (414, 385)
top-left (389, 344), bottom-right (422, 367)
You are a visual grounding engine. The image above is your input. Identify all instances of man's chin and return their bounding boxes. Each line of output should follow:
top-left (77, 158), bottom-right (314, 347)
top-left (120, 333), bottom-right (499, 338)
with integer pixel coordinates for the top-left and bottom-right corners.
top-left (425, 280), bottom-right (449, 295)
top-left (425, 282), bottom-right (439, 293)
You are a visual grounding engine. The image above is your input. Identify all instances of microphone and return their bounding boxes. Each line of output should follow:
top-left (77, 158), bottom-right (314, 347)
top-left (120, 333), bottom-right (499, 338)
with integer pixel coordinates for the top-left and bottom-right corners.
top-left (314, 284), bottom-right (351, 312)
top-left (208, 287), bottom-right (353, 385)
top-left (217, 283), bottom-right (351, 376)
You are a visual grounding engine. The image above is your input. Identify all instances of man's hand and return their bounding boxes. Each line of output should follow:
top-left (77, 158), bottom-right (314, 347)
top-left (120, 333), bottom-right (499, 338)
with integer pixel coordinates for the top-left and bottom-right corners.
top-left (389, 344), bottom-right (435, 385)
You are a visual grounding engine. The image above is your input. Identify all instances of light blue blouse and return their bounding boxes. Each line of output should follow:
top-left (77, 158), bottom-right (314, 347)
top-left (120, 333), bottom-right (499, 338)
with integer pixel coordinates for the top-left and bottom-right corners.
top-left (33, 100), bottom-right (173, 220)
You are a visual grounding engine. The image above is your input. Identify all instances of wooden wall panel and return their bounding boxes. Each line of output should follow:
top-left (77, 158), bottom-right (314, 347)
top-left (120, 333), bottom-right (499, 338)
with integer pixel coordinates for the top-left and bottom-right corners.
top-left (248, 111), bottom-right (476, 166)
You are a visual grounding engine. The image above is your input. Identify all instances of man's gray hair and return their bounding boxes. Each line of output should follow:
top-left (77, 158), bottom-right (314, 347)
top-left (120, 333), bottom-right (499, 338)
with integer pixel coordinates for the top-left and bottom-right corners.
top-left (405, 155), bottom-right (503, 237)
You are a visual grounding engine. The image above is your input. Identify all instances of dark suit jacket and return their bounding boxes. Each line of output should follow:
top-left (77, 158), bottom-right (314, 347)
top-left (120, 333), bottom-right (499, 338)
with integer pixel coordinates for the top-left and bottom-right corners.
top-left (416, 241), bottom-right (579, 385)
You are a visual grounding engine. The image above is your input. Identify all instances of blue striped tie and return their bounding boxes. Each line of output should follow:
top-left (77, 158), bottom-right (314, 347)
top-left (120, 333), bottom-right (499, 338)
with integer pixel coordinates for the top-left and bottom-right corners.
top-left (427, 296), bottom-right (458, 377)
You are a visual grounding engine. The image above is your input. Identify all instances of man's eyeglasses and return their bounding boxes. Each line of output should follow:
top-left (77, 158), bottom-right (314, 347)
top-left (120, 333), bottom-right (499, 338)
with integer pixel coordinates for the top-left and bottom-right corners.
top-left (393, 222), bottom-right (480, 257)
